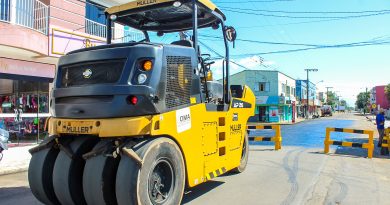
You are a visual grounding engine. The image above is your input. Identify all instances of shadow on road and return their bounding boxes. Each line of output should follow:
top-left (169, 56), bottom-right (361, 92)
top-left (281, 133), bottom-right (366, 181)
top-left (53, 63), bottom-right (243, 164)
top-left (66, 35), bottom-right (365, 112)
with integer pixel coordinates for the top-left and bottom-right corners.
top-left (0, 186), bottom-right (41, 205)
top-left (334, 138), bottom-right (389, 159)
top-left (182, 180), bottom-right (224, 204)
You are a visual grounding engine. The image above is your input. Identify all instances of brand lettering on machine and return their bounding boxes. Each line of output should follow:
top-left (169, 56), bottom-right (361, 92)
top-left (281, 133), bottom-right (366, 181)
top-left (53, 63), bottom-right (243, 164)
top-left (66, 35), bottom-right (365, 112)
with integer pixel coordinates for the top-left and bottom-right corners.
top-left (65, 126), bottom-right (90, 133)
top-left (230, 124), bottom-right (242, 134)
top-left (233, 102), bottom-right (244, 108)
top-left (137, 0), bottom-right (157, 6)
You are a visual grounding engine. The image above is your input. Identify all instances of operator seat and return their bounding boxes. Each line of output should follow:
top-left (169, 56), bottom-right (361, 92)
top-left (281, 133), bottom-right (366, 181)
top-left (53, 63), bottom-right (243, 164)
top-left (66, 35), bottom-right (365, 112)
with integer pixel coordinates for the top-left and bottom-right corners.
top-left (171, 40), bottom-right (193, 47)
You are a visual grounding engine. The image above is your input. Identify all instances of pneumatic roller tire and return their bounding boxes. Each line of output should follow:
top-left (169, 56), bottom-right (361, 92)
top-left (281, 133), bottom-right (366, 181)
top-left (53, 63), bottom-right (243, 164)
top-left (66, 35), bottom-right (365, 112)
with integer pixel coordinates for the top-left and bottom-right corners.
top-left (53, 137), bottom-right (98, 205)
top-left (116, 138), bottom-right (185, 205)
top-left (232, 133), bottom-right (249, 173)
top-left (83, 141), bottom-right (120, 205)
top-left (28, 146), bottom-right (61, 205)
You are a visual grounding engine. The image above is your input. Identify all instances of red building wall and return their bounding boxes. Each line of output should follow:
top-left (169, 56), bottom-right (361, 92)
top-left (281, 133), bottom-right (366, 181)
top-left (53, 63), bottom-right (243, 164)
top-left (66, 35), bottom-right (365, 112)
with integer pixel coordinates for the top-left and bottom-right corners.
top-left (376, 86), bottom-right (390, 109)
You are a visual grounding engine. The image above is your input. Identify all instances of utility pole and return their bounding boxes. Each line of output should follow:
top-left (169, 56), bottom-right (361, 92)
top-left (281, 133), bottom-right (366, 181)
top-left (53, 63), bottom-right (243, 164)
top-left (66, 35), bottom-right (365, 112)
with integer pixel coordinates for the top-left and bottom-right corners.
top-left (326, 87), bottom-right (333, 105)
top-left (304, 69), bottom-right (318, 119)
top-left (364, 87), bottom-right (368, 115)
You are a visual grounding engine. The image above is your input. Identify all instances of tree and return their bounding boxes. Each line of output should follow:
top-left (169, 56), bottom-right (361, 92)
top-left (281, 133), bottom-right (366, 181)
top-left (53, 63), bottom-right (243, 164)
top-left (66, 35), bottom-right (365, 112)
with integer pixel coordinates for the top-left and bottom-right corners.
top-left (355, 92), bottom-right (370, 109)
top-left (326, 91), bottom-right (338, 107)
top-left (385, 83), bottom-right (390, 102)
top-left (340, 100), bottom-right (347, 106)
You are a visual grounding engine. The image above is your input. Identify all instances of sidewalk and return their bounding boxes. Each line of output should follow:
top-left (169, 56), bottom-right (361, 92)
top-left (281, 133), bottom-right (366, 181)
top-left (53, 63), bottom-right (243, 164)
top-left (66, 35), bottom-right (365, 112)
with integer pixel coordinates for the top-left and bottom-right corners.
top-left (366, 114), bottom-right (390, 128)
top-left (248, 117), bottom-right (306, 126)
top-left (0, 144), bottom-right (36, 176)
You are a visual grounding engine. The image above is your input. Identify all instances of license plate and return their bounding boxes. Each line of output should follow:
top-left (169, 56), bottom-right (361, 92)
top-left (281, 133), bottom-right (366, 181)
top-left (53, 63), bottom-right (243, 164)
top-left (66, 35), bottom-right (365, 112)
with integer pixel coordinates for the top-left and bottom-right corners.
top-left (61, 121), bottom-right (94, 134)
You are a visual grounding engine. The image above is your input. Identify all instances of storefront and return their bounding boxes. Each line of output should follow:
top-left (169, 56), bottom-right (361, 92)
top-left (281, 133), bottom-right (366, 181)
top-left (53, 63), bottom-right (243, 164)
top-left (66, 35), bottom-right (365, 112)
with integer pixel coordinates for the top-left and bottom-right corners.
top-left (255, 96), bottom-right (295, 123)
top-left (0, 57), bottom-right (55, 142)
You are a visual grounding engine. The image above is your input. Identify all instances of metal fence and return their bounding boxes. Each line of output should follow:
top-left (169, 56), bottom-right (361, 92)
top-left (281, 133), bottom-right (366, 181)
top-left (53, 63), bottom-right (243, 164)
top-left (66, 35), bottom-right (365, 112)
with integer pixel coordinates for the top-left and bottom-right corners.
top-left (0, 0), bottom-right (10, 22)
top-left (85, 18), bottom-right (106, 38)
top-left (0, 0), bottom-right (48, 34)
top-left (85, 19), bottom-right (144, 42)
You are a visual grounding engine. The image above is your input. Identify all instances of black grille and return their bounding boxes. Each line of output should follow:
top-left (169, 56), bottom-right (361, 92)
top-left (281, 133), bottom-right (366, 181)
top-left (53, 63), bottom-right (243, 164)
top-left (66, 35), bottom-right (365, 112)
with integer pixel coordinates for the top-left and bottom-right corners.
top-left (165, 56), bottom-right (192, 108)
top-left (60, 60), bottom-right (125, 87)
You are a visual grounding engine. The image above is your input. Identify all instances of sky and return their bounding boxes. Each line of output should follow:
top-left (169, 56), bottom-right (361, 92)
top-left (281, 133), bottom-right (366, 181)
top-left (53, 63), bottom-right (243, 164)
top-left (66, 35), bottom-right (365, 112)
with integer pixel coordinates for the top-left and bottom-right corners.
top-left (190, 0), bottom-right (390, 106)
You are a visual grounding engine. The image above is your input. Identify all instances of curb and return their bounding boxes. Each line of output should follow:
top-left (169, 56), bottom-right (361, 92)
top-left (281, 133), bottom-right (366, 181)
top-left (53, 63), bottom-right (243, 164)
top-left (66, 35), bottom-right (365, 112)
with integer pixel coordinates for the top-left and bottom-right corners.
top-left (0, 166), bottom-right (28, 176)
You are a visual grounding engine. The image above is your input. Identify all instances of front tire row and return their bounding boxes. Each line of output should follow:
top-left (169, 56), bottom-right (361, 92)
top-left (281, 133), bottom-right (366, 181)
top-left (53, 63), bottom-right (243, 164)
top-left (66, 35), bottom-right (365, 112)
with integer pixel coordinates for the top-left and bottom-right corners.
top-left (28, 137), bottom-right (186, 205)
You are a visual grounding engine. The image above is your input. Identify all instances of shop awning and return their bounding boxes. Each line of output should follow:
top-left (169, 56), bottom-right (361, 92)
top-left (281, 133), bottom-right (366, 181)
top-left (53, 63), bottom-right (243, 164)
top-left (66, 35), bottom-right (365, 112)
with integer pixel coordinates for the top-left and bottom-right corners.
top-left (0, 57), bottom-right (55, 82)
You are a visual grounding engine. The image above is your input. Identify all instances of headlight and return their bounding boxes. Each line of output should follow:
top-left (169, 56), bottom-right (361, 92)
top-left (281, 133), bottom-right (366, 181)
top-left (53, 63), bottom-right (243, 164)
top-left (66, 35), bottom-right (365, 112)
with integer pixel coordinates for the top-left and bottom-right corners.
top-left (137, 74), bottom-right (147, 84)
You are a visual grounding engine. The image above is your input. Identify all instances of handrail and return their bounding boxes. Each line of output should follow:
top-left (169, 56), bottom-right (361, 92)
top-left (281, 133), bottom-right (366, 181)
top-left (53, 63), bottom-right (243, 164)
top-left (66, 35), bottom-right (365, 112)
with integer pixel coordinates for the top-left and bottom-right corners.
top-left (0, 0), bottom-right (48, 34)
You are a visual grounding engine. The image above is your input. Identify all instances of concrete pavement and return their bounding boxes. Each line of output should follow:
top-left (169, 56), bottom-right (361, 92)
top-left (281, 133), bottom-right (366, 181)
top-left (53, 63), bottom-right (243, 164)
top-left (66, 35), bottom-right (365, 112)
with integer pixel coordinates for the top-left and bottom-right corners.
top-left (0, 145), bottom-right (35, 176)
top-left (1, 112), bottom-right (390, 205)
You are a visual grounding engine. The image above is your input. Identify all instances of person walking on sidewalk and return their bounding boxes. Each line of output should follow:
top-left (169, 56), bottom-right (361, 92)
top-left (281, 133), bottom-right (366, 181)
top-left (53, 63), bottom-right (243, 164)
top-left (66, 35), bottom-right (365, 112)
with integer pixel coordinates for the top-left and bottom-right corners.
top-left (376, 108), bottom-right (386, 147)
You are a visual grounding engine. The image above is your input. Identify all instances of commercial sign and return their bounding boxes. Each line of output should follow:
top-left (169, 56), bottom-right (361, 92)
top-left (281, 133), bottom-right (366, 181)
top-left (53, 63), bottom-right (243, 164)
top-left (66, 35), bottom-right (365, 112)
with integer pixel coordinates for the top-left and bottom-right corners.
top-left (269, 106), bottom-right (279, 122)
top-left (0, 57), bottom-right (55, 79)
top-left (50, 27), bottom-right (106, 57)
top-left (256, 96), bottom-right (280, 105)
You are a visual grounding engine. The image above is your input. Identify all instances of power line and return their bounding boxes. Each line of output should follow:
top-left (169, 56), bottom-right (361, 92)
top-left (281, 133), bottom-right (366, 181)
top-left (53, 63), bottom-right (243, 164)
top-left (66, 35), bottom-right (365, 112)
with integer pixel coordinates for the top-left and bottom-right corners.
top-left (222, 8), bottom-right (390, 19)
top-left (197, 39), bottom-right (258, 70)
top-left (220, 6), bottom-right (390, 14)
top-left (227, 40), bottom-right (390, 57)
top-left (199, 34), bottom-right (390, 47)
top-left (199, 36), bottom-right (319, 47)
top-left (215, 0), bottom-right (295, 3)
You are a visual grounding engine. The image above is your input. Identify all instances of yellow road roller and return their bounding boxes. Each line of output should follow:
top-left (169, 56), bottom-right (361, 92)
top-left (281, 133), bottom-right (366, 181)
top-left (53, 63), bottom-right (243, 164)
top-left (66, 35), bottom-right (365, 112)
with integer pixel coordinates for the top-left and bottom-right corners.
top-left (28, 0), bottom-right (255, 204)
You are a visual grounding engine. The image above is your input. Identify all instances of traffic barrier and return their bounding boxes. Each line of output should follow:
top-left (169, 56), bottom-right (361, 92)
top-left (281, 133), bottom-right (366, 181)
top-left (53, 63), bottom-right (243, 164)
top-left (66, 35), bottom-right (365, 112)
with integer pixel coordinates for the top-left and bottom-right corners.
top-left (324, 127), bottom-right (374, 158)
top-left (380, 128), bottom-right (390, 155)
top-left (247, 125), bottom-right (282, 150)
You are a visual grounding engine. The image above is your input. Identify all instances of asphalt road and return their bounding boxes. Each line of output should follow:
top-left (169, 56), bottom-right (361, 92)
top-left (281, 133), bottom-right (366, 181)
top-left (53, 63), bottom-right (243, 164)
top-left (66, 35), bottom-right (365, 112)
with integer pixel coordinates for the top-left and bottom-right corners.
top-left (1, 113), bottom-right (389, 205)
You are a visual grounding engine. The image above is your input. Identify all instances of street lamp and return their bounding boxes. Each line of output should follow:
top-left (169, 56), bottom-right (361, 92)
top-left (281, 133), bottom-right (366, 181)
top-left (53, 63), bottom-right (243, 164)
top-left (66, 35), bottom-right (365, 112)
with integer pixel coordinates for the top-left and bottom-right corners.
top-left (304, 69), bottom-right (318, 119)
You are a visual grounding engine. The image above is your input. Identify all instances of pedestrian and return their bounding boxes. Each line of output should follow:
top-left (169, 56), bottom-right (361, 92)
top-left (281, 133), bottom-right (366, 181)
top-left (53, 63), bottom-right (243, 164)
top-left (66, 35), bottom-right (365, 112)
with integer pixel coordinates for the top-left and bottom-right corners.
top-left (376, 108), bottom-right (386, 147)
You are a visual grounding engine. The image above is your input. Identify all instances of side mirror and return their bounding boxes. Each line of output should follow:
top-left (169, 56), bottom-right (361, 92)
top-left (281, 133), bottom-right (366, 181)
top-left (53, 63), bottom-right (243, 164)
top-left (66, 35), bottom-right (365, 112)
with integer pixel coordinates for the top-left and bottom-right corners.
top-left (225, 26), bottom-right (237, 42)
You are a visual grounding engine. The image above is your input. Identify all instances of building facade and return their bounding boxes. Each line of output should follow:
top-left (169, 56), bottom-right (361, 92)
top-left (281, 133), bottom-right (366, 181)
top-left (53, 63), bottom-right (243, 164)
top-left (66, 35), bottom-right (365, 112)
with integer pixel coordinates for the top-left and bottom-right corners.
top-left (372, 85), bottom-right (390, 110)
top-left (295, 80), bottom-right (317, 117)
top-left (229, 70), bottom-right (297, 123)
top-left (0, 0), bottom-right (142, 140)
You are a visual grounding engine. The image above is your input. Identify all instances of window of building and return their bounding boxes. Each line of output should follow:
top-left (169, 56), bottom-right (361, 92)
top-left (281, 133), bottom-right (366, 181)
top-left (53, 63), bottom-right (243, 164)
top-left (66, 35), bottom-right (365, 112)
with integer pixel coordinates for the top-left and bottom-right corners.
top-left (281, 83), bottom-right (286, 93)
top-left (86, 0), bottom-right (106, 25)
top-left (258, 82), bottom-right (270, 92)
top-left (0, 0), bottom-right (10, 21)
top-left (286, 85), bottom-right (291, 95)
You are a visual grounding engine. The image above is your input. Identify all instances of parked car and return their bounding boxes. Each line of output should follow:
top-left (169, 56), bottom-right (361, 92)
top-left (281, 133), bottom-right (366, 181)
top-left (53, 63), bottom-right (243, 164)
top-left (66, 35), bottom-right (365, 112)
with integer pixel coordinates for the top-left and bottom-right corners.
top-left (321, 105), bottom-right (333, 117)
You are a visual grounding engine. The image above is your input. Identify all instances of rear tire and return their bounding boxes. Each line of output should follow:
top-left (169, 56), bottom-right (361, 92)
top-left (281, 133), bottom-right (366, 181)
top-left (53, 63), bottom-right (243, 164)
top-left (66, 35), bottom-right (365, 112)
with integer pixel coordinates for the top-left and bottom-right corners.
top-left (53, 137), bottom-right (98, 205)
top-left (232, 134), bottom-right (249, 173)
top-left (116, 138), bottom-right (185, 205)
top-left (83, 141), bottom-right (120, 205)
top-left (28, 146), bottom-right (61, 205)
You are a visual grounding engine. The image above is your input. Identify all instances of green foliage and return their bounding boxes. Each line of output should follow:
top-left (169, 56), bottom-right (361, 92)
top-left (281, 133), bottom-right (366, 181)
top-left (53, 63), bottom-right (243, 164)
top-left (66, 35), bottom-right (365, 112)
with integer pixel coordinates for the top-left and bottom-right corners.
top-left (355, 92), bottom-right (370, 109)
top-left (325, 91), bottom-right (338, 107)
top-left (385, 83), bottom-right (390, 102)
top-left (340, 100), bottom-right (347, 106)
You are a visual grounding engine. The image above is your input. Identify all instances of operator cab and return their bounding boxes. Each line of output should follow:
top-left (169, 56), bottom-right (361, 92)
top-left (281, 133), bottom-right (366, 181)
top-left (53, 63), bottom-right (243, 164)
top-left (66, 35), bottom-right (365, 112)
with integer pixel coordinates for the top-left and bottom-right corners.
top-left (51, 0), bottom-right (236, 119)
top-left (106, 0), bottom-right (236, 105)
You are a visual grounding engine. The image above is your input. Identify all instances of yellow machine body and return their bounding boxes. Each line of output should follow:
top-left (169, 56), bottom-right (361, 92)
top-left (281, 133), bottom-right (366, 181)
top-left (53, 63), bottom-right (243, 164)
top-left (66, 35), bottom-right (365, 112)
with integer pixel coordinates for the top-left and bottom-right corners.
top-left (49, 86), bottom-right (255, 187)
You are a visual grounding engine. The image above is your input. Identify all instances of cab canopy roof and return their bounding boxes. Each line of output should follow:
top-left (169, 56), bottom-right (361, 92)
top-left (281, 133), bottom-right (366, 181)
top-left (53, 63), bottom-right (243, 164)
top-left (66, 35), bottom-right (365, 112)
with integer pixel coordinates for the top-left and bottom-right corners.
top-left (106, 0), bottom-right (226, 32)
